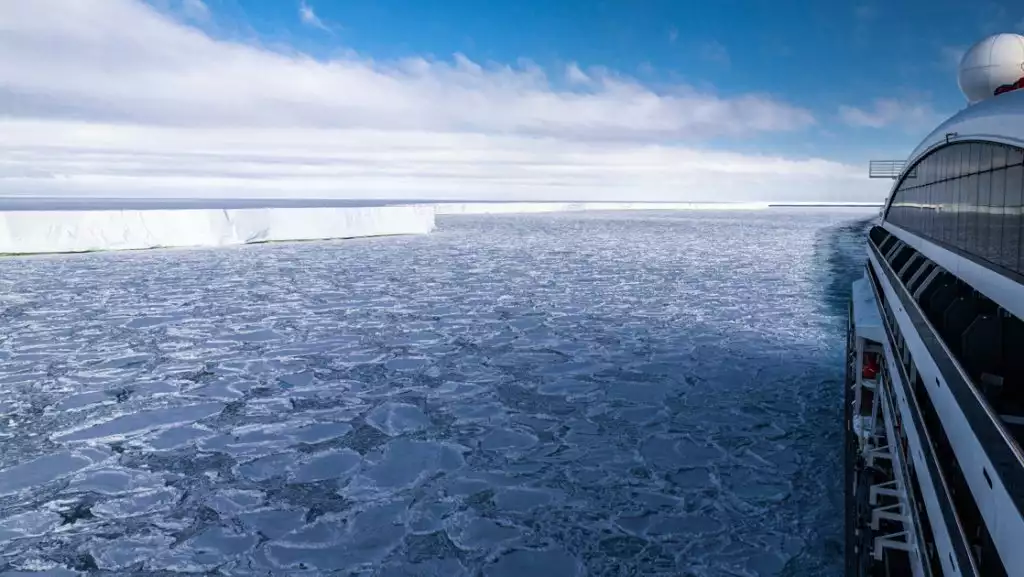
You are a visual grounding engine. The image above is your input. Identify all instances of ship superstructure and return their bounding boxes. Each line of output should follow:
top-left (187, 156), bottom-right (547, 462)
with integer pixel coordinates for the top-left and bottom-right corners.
top-left (846, 33), bottom-right (1024, 577)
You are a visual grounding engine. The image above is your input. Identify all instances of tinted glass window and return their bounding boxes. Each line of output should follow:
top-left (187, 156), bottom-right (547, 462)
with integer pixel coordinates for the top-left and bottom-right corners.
top-left (980, 143), bottom-right (993, 173)
top-left (957, 176), bottom-right (970, 248)
top-left (924, 182), bottom-right (934, 233)
top-left (897, 188), bottom-right (905, 226)
top-left (912, 186), bottom-right (921, 231)
top-left (989, 168), bottom-right (1006, 267)
top-left (890, 181), bottom-right (909, 222)
top-left (952, 144), bottom-right (967, 179)
top-left (909, 186), bottom-right (917, 229)
top-left (977, 171), bottom-right (992, 262)
top-left (917, 185), bottom-right (925, 230)
top-left (1007, 165), bottom-right (1024, 272)
top-left (1009, 145), bottom-right (1024, 167)
top-left (886, 143), bottom-right (1024, 277)
top-left (941, 178), bottom-right (951, 243)
top-left (969, 143), bottom-right (982, 175)
top-left (899, 187), bottom-right (909, 229)
top-left (992, 145), bottom-right (1008, 171)
top-left (964, 174), bottom-right (980, 255)
top-left (938, 179), bottom-right (951, 243)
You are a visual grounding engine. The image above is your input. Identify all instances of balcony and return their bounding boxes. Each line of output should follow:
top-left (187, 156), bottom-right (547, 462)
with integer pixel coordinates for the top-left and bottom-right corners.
top-left (869, 160), bottom-right (914, 179)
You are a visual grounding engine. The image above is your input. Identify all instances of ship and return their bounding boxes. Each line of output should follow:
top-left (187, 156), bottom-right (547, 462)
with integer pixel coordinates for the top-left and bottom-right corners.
top-left (845, 33), bottom-right (1024, 577)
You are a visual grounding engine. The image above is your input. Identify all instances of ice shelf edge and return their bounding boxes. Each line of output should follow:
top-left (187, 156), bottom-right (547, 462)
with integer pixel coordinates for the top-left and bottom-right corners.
top-left (0, 205), bottom-right (437, 255)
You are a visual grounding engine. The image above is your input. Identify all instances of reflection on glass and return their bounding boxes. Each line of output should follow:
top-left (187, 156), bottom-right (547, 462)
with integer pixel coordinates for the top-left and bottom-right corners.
top-left (886, 142), bottom-right (1024, 275)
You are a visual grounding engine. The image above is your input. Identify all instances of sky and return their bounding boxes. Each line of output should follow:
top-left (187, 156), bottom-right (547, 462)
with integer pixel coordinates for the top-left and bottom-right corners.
top-left (0, 0), bottom-right (1019, 202)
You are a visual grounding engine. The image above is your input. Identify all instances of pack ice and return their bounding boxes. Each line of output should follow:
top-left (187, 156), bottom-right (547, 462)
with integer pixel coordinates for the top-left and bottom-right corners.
top-left (434, 201), bottom-right (772, 215)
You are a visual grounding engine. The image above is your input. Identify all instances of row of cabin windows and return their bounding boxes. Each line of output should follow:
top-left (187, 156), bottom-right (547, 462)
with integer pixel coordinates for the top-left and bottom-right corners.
top-left (866, 257), bottom-right (1007, 577)
top-left (901, 141), bottom-right (1024, 187)
top-left (886, 141), bottom-right (1024, 276)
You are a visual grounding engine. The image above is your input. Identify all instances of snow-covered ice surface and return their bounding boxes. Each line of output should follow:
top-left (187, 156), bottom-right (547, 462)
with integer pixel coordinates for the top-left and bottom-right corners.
top-left (434, 202), bottom-right (772, 215)
top-left (0, 208), bottom-right (875, 576)
top-left (0, 205), bottom-right (435, 254)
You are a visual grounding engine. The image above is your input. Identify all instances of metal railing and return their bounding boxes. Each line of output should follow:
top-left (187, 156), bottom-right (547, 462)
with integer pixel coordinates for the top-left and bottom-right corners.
top-left (869, 160), bottom-right (911, 179)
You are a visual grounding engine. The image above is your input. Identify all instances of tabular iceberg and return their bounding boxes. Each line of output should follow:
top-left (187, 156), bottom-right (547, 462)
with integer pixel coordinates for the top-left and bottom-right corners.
top-left (434, 201), bottom-right (772, 215)
top-left (0, 205), bottom-right (435, 255)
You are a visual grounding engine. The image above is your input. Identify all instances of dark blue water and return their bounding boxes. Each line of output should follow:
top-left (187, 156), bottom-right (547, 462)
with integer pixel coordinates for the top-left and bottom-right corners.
top-left (0, 209), bottom-right (874, 576)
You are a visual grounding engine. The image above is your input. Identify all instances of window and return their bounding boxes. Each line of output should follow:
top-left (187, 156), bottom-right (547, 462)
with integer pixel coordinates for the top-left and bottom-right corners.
top-left (1008, 165), bottom-right (1024, 273)
top-left (924, 182), bottom-right (935, 233)
top-left (993, 145), bottom-right (1008, 171)
top-left (943, 146), bottom-right (955, 180)
top-left (923, 155), bottom-right (936, 186)
top-left (900, 186), bottom-right (909, 226)
top-left (937, 180), bottom-right (954, 243)
top-left (886, 142), bottom-right (1024, 277)
top-left (1009, 145), bottom-right (1024, 167)
top-left (953, 144), bottom-right (968, 178)
top-left (948, 177), bottom-right (961, 245)
top-left (980, 143), bottom-right (993, 173)
top-left (914, 185), bottom-right (922, 231)
top-left (989, 168), bottom-right (1006, 267)
top-left (958, 175), bottom-right (973, 248)
top-left (977, 171), bottom-right (991, 262)
top-left (936, 148), bottom-right (947, 182)
top-left (969, 143), bottom-right (982, 175)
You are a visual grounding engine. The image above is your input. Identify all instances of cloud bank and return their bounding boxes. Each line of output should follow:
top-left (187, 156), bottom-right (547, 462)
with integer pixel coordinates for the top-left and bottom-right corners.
top-left (299, 1), bottom-right (329, 31)
top-left (0, 0), bottom-right (887, 201)
top-left (838, 97), bottom-right (941, 132)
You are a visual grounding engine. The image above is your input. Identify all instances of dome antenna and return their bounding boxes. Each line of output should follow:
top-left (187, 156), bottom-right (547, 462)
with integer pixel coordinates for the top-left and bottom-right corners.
top-left (958, 33), bottom-right (1024, 104)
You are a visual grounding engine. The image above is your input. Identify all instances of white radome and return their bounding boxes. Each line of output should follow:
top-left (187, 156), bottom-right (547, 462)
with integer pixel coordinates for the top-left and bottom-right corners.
top-left (958, 33), bottom-right (1024, 104)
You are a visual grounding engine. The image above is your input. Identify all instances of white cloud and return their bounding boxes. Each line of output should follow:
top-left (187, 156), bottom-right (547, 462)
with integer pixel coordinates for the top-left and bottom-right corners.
top-left (565, 62), bottom-right (590, 85)
top-left (0, 119), bottom-right (886, 201)
top-left (299, 0), bottom-right (328, 31)
top-left (0, 0), bottom-right (885, 202)
top-left (837, 98), bottom-right (941, 132)
top-left (181, 0), bottom-right (210, 22)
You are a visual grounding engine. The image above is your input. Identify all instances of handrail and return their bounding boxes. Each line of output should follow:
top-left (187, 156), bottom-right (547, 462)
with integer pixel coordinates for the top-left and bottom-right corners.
top-left (870, 160), bottom-right (913, 179)
top-left (878, 379), bottom-right (937, 577)
top-left (867, 264), bottom-right (978, 576)
top-left (868, 237), bottom-right (1024, 468)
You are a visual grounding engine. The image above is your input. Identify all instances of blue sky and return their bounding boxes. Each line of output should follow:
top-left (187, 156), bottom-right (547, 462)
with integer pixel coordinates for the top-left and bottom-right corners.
top-left (2, 0), bottom-right (1021, 201)
top-left (210, 0), bottom-right (1017, 159)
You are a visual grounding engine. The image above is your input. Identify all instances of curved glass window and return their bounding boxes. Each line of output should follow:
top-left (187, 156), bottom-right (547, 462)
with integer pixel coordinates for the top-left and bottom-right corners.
top-left (885, 141), bottom-right (1024, 276)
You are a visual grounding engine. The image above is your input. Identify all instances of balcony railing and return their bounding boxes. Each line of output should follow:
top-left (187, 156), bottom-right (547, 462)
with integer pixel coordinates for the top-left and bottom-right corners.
top-left (869, 160), bottom-right (912, 179)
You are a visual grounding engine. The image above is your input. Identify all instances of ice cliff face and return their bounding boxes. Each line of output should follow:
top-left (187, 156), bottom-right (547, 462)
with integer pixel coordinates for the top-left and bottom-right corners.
top-left (0, 201), bottom-right (783, 255)
top-left (0, 205), bottom-right (436, 254)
